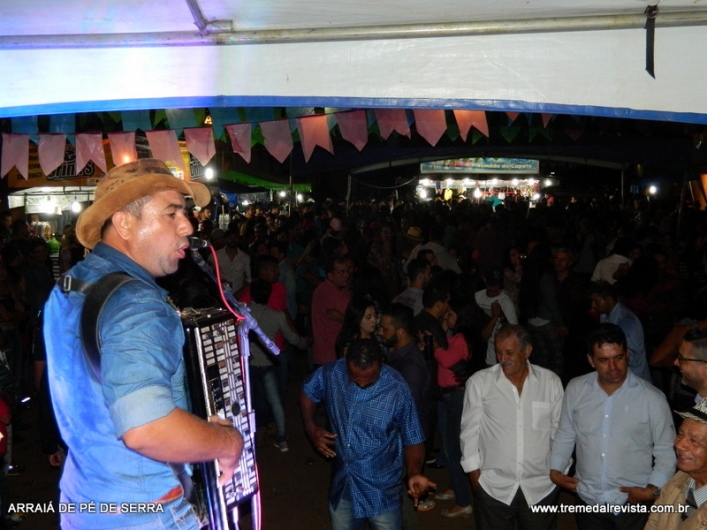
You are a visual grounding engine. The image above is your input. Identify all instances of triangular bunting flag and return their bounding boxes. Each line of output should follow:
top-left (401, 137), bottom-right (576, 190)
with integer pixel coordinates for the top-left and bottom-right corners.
top-left (108, 131), bottom-right (137, 166)
top-left (1, 133), bottom-right (29, 179)
top-left (11, 117), bottom-right (38, 144)
top-left (121, 110), bottom-right (152, 132)
top-left (563, 121), bottom-right (585, 141)
top-left (75, 133), bottom-right (107, 174)
top-left (471, 129), bottom-right (485, 145)
top-left (259, 120), bottom-right (293, 164)
top-left (297, 115), bottom-right (334, 163)
top-left (146, 130), bottom-right (185, 171)
top-left (374, 109), bottom-right (410, 140)
top-left (499, 126), bottom-right (522, 143)
top-left (245, 108), bottom-right (276, 123)
top-left (413, 109), bottom-right (447, 147)
top-left (541, 114), bottom-right (554, 128)
top-left (453, 110), bottom-right (489, 140)
top-left (225, 123), bottom-right (252, 163)
top-left (506, 112), bottom-right (520, 123)
top-left (528, 127), bottom-right (551, 143)
top-left (336, 110), bottom-right (368, 152)
top-left (38, 134), bottom-right (67, 176)
top-left (209, 108), bottom-right (240, 139)
top-left (184, 128), bottom-right (216, 167)
top-left (50, 114), bottom-right (75, 134)
top-left (166, 109), bottom-right (198, 138)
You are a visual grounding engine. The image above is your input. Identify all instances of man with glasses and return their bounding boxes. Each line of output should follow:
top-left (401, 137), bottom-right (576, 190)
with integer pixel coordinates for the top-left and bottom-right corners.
top-left (675, 328), bottom-right (707, 402)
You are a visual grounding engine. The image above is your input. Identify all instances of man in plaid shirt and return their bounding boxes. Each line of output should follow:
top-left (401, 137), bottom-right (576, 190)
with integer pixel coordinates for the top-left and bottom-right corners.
top-left (301, 338), bottom-right (435, 530)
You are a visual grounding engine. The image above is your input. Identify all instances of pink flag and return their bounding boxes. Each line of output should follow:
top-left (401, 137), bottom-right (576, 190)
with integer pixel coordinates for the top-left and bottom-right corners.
top-left (76, 133), bottom-right (107, 174)
top-left (564, 121), bottom-right (585, 141)
top-left (184, 128), bottom-right (216, 167)
top-left (374, 109), bottom-right (410, 140)
top-left (0, 133), bottom-right (29, 179)
top-left (225, 123), bottom-right (252, 163)
top-left (260, 120), bottom-right (293, 164)
top-left (541, 114), bottom-right (554, 128)
top-left (38, 134), bottom-right (66, 176)
top-left (108, 131), bottom-right (137, 166)
top-left (413, 109), bottom-right (447, 147)
top-left (453, 110), bottom-right (489, 140)
top-left (146, 130), bottom-right (185, 171)
top-left (297, 115), bottom-right (334, 163)
top-left (336, 110), bottom-right (368, 151)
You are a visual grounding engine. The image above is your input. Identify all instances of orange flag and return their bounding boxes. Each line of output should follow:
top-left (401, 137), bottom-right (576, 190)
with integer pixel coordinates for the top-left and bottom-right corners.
top-left (453, 110), bottom-right (489, 140)
top-left (297, 115), bottom-right (334, 162)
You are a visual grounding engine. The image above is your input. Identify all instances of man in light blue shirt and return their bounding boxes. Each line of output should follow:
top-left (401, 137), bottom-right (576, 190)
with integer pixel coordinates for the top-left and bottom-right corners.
top-left (550, 323), bottom-right (675, 530)
top-left (589, 281), bottom-right (652, 382)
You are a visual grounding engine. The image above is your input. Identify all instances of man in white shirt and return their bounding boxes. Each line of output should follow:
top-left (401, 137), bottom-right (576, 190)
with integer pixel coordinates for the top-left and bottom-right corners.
top-left (475, 269), bottom-right (518, 365)
top-left (392, 258), bottom-right (430, 316)
top-left (550, 323), bottom-right (675, 530)
top-left (460, 324), bottom-right (564, 530)
top-left (207, 229), bottom-right (251, 295)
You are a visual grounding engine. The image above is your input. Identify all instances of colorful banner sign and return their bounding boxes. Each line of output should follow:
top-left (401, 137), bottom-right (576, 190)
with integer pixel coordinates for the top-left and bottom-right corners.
top-left (420, 157), bottom-right (539, 174)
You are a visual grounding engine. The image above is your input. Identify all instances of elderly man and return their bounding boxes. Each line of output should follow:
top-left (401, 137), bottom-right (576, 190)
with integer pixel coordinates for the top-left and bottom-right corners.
top-left (550, 323), bottom-right (676, 530)
top-left (301, 338), bottom-right (435, 530)
top-left (646, 399), bottom-right (707, 529)
top-left (43, 159), bottom-right (244, 529)
top-left (461, 324), bottom-right (564, 530)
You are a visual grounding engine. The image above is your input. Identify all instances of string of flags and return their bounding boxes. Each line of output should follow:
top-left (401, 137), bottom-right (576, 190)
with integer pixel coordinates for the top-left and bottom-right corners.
top-left (1, 109), bottom-right (562, 180)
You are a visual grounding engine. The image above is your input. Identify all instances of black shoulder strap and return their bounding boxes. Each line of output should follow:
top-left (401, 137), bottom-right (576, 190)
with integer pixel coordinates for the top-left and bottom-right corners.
top-left (79, 272), bottom-right (136, 382)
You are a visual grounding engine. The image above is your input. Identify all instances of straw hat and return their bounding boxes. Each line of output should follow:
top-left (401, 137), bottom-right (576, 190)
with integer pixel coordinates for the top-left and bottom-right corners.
top-left (405, 227), bottom-right (424, 242)
top-left (677, 398), bottom-right (707, 426)
top-left (76, 159), bottom-right (211, 249)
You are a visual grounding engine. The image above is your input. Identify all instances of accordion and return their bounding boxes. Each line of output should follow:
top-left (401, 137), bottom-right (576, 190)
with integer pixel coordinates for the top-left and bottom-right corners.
top-left (182, 308), bottom-right (258, 530)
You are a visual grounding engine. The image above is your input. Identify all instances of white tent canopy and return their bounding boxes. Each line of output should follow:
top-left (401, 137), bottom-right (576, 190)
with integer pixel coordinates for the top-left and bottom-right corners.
top-left (1, 0), bottom-right (707, 123)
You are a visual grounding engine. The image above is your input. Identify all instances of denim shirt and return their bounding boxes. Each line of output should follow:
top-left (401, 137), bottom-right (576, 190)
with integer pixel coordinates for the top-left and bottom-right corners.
top-left (302, 359), bottom-right (425, 519)
top-left (44, 243), bottom-right (191, 526)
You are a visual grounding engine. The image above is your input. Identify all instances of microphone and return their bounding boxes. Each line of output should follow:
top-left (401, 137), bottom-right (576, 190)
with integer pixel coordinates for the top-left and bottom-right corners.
top-left (187, 236), bottom-right (210, 250)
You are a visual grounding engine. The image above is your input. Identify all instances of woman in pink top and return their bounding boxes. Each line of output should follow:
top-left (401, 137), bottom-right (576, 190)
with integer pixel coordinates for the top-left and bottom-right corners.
top-left (433, 297), bottom-right (491, 518)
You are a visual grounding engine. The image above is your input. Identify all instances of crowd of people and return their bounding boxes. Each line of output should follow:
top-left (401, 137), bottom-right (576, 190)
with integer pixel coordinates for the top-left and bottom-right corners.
top-left (175, 186), bottom-right (707, 529)
top-left (5, 168), bottom-right (707, 529)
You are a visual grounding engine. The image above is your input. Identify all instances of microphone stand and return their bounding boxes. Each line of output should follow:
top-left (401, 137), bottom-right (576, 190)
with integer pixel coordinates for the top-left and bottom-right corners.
top-left (190, 248), bottom-right (280, 357)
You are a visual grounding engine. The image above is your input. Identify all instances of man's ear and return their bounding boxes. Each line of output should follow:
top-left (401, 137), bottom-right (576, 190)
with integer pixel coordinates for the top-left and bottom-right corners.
top-left (586, 354), bottom-right (595, 369)
top-left (109, 210), bottom-right (133, 241)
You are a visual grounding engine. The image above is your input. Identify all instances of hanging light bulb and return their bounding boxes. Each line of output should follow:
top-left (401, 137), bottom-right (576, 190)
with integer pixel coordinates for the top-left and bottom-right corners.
top-left (204, 168), bottom-right (214, 181)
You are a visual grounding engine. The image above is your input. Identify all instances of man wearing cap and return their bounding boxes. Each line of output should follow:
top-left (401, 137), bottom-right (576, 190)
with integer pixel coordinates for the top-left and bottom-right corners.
top-left (646, 399), bottom-right (707, 529)
top-left (43, 159), bottom-right (244, 530)
top-left (475, 270), bottom-right (518, 366)
top-left (550, 323), bottom-right (675, 530)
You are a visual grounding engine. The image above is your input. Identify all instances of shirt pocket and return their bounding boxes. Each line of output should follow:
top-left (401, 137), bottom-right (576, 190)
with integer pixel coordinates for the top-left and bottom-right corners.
top-left (532, 401), bottom-right (554, 431)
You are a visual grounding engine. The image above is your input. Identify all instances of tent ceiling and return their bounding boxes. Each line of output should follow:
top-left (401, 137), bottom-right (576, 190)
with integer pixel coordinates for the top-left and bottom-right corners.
top-left (2, 1), bottom-right (707, 122)
top-left (1, 0), bottom-right (703, 36)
